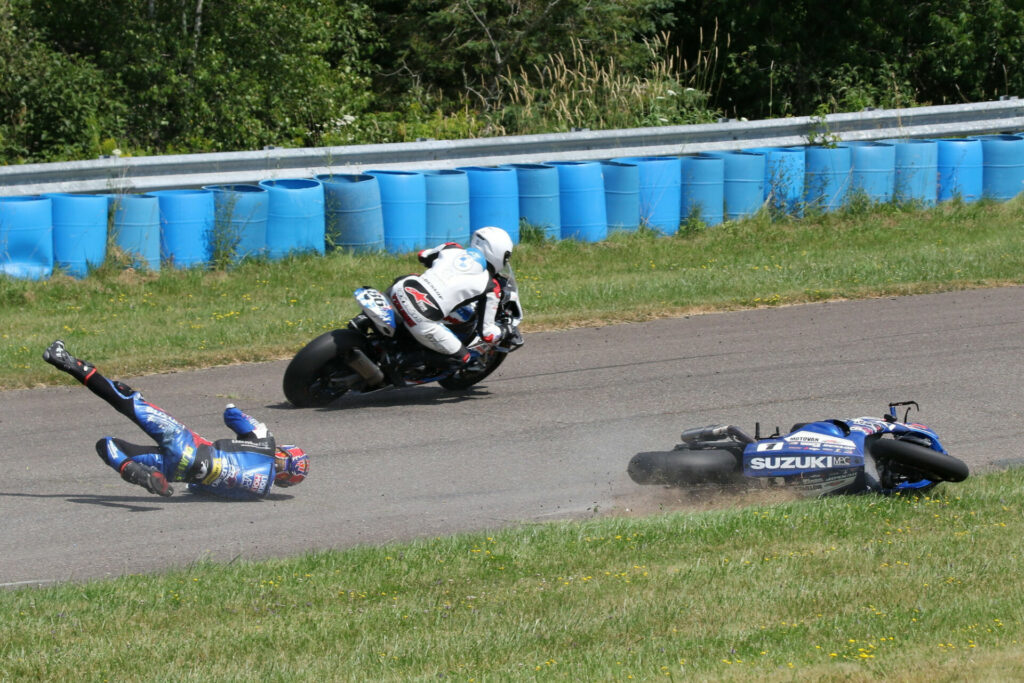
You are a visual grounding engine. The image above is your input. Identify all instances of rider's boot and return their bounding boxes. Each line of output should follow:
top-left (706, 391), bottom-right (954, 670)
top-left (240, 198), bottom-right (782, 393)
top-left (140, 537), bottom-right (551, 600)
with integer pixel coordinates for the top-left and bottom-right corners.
top-left (223, 404), bottom-right (269, 440)
top-left (119, 461), bottom-right (173, 497)
top-left (421, 346), bottom-right (473, 371)
top-left (42, 340), bottom-right (95, 383)
top-left (447, 346), bottom-right (483, 372)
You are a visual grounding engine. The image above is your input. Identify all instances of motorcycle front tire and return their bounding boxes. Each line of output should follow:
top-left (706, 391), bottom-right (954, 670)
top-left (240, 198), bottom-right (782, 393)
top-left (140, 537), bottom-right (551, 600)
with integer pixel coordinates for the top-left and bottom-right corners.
top-left (871, 437), bottom-right (970, 483)
top-left (627, 446), bottom-right (742, 487)
top-left (283, 329), bottom-right (366, 407)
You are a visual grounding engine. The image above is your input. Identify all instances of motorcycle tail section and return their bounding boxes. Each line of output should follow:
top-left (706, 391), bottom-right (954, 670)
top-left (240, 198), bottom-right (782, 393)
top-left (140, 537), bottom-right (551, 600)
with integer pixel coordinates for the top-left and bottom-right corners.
top-left (355, 287), bottom-right (397, 337)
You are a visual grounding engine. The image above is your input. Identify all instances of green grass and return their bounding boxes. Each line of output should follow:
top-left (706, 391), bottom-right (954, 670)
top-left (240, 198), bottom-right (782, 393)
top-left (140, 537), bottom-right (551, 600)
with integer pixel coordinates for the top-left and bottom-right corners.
top-left (4, 199), bottom-right (1024, 679)
top-left (1, 467), bottom-right (1022, 681)
top-left (4, 198), bottom-right (1023, 390)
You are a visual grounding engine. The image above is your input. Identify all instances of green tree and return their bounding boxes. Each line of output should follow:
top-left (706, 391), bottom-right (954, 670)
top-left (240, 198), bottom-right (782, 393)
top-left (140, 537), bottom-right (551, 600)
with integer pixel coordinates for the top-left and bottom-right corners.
top-left (911, 0), bottom-right (1024, 103)
top-left (666, 0), bottom-right (1024, 118)
top-left (22, 0), bottom-right (382, 152)
top-left (0, 0), bottom-right (126, 163)
top-left (371, 0), bottom-right (675, 106)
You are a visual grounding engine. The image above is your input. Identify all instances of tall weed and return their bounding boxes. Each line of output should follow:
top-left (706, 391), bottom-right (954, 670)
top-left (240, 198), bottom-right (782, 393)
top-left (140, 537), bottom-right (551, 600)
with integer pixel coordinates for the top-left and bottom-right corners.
top-left (493, 33), bottom-right (720, 134)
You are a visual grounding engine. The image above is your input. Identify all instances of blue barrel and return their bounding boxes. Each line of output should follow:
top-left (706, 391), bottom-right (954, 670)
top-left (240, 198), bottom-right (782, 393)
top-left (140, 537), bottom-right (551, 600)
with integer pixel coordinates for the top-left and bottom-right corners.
top-left (456, 166), bottom-right (520, 243)
top-left (149, 189), bottom-right (214, 268)
top-left (681, 155), bottom-right (724, 226)
top-left (316, 173), bottom-right (385, 253)
top-left (936, 138), bottom-right (983, 203)
top-left (843, 141), bottom-right (895, 204)
top-left (745, 147), bottom-right (804, 216)
top-left (365, 170), bottom-right (427, 254)
top-left (502, 163), bottom-right (560, 240)
top-left (42, 193), bottom-right (107, 277)
top-left (545, 161), bottom-right (607, 242)
top-left (0, 196), bottom-right (53, 280)
top-left (700, 151), bottom-right (765, 221)
top-left (602, 160), bottom-right (640, 232)
top-left (259, 178), bottom-right (325, 259)
top-left (203, 184), bottom-right (269, 260)
top-left (890, 139), bottom-right (938, 206)
top-left (422, 169), bottom-right (471, 245)
top-left (610, 156), bottom-right (681, 234)
top-left (977, 134), bottom-right (1024, 201)
top-left (108, 194), bottom-right (160, 271)
top-left (803, 146), bottom-right (851, 212)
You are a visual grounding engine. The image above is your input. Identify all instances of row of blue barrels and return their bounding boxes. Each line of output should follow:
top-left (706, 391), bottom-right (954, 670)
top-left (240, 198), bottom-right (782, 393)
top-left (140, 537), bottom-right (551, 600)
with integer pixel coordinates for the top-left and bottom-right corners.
top-left (754, 135), bottom-right (1024, 216)
top-left (0, 180), bottom-right (328, 280)
top-left (3, 135), bottom-right (1024, 279)
top-left (361, 136), bottom-right (1022, 247)
top-left (0, 163), bottom-right (623, 279)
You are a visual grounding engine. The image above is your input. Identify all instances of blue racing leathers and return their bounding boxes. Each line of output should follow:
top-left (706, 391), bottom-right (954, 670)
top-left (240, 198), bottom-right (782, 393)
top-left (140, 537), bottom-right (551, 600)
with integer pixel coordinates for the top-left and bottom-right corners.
top-left (186, 439), bottom-right (276, 499)
top-left (92, 376), bottom-right (276, 499)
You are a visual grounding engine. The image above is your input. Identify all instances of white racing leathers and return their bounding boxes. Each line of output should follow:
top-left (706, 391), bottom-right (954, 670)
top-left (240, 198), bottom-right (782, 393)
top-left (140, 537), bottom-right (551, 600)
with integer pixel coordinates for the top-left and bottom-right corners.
top-left (388, 245), bottom-right (501, 356)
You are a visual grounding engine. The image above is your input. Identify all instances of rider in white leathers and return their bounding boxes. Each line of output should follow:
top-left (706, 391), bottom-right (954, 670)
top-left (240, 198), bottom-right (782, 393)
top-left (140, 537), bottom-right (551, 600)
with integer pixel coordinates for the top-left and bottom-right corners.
top-left (388, 226), bottom-right (514, 369)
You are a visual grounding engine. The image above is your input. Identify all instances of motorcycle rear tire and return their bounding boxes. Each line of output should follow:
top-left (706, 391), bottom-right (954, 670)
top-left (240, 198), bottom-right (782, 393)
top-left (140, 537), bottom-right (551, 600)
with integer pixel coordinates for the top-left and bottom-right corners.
top-left (283, 330), bottom-right (365, 407)
top-left (437, 348), bottom-right (507, 390)
top-left (871, 438), bottom-right (969, 482)
top-left (627, 447), bottom-right (741, 487)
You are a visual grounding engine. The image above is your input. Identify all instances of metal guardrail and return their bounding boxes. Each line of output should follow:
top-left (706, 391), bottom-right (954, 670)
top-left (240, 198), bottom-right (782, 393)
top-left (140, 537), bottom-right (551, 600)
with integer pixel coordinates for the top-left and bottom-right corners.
top-left (2, 99), bottom-right (1023, 197)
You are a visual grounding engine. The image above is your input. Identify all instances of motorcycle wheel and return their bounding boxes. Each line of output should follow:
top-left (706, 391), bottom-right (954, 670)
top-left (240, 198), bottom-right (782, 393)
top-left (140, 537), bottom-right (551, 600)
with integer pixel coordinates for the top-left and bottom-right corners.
top-left (871, 438), bottom-right (969, 482)
top-left (437, 347), bottom-right (507, 390)
top-left (627, 446), bottom-right (742, 487)
top-left (283, 330), bottom-right (366, 407)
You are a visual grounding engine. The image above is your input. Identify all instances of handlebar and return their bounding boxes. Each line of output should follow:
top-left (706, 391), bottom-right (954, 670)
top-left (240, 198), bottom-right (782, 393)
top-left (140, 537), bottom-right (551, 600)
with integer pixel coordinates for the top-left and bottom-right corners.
top-left (887, 400), bottom-right (920, 422)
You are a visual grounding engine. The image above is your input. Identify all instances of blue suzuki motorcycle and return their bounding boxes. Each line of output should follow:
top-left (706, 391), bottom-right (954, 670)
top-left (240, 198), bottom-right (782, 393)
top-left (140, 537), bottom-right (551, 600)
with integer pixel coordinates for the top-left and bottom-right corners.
top-left (283, 270), bottom-right (524, 407)
top-left (628, 401), bottom-right (969, 496)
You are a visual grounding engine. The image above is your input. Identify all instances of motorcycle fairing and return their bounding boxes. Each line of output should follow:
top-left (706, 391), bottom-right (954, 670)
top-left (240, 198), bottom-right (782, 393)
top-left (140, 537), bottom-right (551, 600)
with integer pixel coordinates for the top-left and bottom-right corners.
top-left (848, 416), bottom-right (947, 453)
top-left (742, 420), bottom-right (866, 494)
top-left (741, 417), bottom-right (947, 496)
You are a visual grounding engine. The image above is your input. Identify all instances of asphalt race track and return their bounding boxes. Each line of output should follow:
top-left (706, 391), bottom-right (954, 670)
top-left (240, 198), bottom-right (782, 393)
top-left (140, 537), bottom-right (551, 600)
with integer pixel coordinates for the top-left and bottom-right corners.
top-left (2, 286), bottom-right (1022, 587)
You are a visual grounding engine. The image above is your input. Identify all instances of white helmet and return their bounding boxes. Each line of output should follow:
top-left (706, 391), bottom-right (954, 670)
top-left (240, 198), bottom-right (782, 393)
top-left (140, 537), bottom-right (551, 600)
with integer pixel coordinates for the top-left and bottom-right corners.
top-left (469, 226), bottom-right (513, 272)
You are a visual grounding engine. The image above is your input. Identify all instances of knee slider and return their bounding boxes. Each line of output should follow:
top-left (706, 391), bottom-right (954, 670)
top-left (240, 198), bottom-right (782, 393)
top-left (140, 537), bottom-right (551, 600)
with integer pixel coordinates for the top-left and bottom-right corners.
top-left (95, 437), bottom-right (130, 470)
top-left (95, 437), bottom-right (113, 463)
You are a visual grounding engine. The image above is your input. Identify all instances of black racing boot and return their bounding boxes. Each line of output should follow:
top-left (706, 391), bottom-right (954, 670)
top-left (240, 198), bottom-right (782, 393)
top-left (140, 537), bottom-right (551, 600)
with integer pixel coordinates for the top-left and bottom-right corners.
top-left (120, 461), bottom-right (174, 497)
top-left (42, 340), bottom-right (95, 382)
top-left (418, 346), bottom-right (472, 372)
top-left (443, 347), bottom-right (477, 372)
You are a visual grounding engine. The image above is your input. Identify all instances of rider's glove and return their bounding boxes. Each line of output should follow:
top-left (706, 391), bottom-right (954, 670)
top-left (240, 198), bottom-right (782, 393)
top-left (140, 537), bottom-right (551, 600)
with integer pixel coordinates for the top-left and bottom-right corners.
top-left (417, 249), bottom-right (436, 267)
top-left (481, 323), bottom-right (506, 344)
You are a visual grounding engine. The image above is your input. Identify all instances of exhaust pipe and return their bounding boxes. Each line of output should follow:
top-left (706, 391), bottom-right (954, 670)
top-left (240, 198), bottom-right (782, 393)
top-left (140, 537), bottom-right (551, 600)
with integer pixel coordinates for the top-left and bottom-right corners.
top-left (345, 348), bottom-right (384, 386)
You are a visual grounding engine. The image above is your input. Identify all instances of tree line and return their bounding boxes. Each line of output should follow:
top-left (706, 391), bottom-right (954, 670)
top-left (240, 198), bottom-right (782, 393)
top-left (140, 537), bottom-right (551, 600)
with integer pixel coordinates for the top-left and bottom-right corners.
top-left (2, 0), bottom-right (1021, 164)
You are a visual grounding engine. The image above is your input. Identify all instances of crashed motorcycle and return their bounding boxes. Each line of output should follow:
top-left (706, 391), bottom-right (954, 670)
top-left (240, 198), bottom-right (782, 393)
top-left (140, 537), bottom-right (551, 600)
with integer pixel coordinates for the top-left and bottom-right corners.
top-left (283, 270), bottom-right (524, 407)
top-left (628, 401), bottom-right (969, 496)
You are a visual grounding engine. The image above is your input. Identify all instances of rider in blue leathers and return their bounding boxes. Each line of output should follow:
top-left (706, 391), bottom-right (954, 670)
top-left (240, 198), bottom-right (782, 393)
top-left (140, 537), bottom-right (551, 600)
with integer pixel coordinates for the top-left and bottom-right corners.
top-left (43, 340), bottom-right (308, 499)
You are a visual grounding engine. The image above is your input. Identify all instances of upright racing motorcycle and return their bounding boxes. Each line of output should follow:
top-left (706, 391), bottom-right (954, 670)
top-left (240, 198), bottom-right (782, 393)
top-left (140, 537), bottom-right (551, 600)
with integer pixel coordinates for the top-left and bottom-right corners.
top-left (283, 270), bottom-right (524, 407)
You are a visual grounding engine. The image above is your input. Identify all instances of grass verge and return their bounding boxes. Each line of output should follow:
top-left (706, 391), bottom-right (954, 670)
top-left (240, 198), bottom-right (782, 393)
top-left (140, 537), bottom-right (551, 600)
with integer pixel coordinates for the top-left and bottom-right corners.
top-left (2, 198), bottom-right (1023, 390)
top-left (3, 198), bottom-right (1023, 679)
top-left (1, 467), bottom-right (1021, 680)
